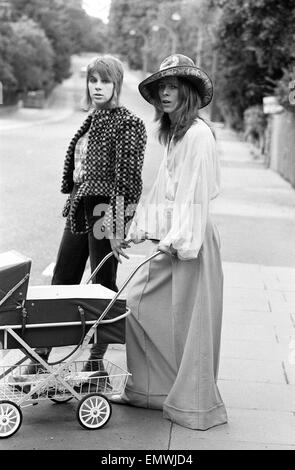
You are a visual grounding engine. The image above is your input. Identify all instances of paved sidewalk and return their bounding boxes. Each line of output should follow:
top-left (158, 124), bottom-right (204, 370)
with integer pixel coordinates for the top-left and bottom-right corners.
top-left (0, 86), bottom-right (75, 132)
top-left (0, 106), bottom-right (74, 132)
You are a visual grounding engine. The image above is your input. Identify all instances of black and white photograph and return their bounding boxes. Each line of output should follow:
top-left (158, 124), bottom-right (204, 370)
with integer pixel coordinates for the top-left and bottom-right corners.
top-left (0, 0), bottom-right (295, 454)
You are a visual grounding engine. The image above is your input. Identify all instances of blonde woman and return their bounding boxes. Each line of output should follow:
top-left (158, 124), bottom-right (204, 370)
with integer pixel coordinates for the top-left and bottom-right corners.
top-left (26, 55), bottom-right (147, 373)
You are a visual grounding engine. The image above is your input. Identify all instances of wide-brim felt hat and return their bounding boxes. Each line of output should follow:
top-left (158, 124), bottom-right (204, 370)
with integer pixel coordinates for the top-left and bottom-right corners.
top-left (138, 54), bottom-right (213, 109)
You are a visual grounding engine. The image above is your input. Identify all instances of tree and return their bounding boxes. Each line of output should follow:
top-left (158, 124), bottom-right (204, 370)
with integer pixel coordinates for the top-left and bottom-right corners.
top-left (0, 16), bottom-right (54, 104)
top-left (215, 0), bottom-right (295, 129)
top-left (63, 1), bottom-right (101, 54)
top-left (10, 16), bottom-right (54, 93)
top-left (9, 0), bottom-right (76, 82)
top-left (82, 17), bottom-right (108, 53)
top-left (0, 21), bottom-right (18, 104)
top-left (0, 0), bottom-right (108, 104)
top-left (275, 68), bottom-right (295, 113)
top-left (8, 0), bottom-right (109, 80)
top-left (107, 0), bottom-right (220, 78)
top-left (108, 0), bottom-right (178, 70)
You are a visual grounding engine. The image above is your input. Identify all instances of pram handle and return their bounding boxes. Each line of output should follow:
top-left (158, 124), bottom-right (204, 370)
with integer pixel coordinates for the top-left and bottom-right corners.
top-left (85, 252), bottom-right (113, 285)
top-left (1, 250), bottom-right (166, 376)
top-left (85, 242), bottom-right (170, 285)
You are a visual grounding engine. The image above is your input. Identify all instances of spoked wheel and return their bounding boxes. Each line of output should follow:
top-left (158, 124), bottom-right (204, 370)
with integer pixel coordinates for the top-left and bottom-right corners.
top-left (77, 393), bottom-right (112, 430)
top-left (0, 401), bottom-right (23, 438)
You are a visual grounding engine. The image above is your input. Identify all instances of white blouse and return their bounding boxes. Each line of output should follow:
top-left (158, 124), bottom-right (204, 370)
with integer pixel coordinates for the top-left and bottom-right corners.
top-left (127, 119), bottom-right (221, 260)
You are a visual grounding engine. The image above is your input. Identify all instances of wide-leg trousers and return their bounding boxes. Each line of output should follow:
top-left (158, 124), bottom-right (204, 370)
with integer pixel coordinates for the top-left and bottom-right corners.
top-left (123, 219), bottom-right (228, 430)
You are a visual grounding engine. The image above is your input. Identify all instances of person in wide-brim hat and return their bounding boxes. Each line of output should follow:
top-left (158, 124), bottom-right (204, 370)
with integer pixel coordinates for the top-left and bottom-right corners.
top-left (111, 54), bottom-right (227, 431)
top-left (138, 53), bottom-right (213, 109)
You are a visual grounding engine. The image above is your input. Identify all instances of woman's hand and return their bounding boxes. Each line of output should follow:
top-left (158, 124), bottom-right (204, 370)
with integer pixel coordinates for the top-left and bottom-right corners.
top-left (109, 238), bottom-right (131, 263)
top-left (158, 243), bottom-right (177, 257)
top-left (128, 230), bottom-right (149, 244)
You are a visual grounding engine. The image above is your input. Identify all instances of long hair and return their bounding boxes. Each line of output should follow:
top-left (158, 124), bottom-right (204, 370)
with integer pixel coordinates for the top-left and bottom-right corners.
top-left (154, 77), bottom-right (214, 146)
top-left (83, 55), bottom-right (124, 111)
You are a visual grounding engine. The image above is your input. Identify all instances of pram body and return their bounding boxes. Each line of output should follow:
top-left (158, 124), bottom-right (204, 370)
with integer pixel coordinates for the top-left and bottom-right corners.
top-left (0, 251), bottom-right (126, 350)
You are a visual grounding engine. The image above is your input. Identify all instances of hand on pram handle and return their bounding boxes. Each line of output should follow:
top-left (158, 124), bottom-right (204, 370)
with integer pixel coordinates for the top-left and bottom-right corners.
top-left (109, 237), bottom-right (131, 263)
top-left (101, 233), bottom-right (175, 265)
top-left (107, 231), bottom-right (157, 262)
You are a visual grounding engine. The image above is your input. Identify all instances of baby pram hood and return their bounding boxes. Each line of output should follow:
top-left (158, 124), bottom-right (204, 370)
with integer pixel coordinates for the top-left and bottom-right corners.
top-left (0, 250), bottom-right (31, 310)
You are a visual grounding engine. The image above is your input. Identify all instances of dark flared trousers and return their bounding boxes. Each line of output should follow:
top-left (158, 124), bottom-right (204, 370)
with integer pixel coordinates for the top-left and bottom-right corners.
top-left (36, 194), bottom-right (118, 360)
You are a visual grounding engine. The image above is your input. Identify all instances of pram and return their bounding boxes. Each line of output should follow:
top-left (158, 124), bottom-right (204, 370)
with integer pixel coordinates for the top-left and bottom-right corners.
top-left (0, 249), bottom-right (161, 438)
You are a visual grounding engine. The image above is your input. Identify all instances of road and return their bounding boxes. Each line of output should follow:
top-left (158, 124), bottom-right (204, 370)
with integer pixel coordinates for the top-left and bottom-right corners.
top-left (1, 53), bottom-right (295, 288)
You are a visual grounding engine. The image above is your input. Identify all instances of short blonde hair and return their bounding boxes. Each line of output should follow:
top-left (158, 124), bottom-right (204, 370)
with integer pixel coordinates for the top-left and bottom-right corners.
top-left (84, 55), bottom-right (124, 110)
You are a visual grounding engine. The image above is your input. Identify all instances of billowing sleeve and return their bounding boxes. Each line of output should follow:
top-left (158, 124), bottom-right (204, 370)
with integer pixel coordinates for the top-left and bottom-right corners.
top-left (158, 124), bottom-right (219, 260)
top-left (104, 117), bottom-right (147, 238)
top-left (127, 155), bottom-right (167, 243)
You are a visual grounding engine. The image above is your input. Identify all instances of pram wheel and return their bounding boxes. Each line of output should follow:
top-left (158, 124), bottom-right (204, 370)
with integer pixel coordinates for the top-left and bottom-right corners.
top-left (77, 393), bottom-right (112, 430)
top-left (0, 400), bottom-right (23, 438)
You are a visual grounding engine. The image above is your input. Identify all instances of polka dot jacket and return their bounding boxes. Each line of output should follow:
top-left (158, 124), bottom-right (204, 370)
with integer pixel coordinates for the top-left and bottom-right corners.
top-left (61, 106), bottom-right (147, 237)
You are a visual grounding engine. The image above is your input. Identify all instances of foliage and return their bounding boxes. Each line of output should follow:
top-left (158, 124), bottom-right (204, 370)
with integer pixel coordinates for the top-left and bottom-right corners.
top-left (149, 0), bottom-right (193, 66)
top-left (0, 0), bottom-right (108, 104)
top-left (0, 22), bottom-right (18, 90)
top-left (215, 0), bottom-right (295, 129)
top-left (10, 17), bottom-right (55, 93)
top-left (275, 67), bottom-right (295, 114)
top-left (0, 17), bottom-right (54, 104)
top-left (108, 0), bottom-right (160, 70)
top-left (108, 0), bottom-right (219, 87)
top-left (84, 17), bottom-right (108, 53)
top-left (108, 0), bottom-right (203, 70)
top-left (10, 0), bottom-right (75, 83)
